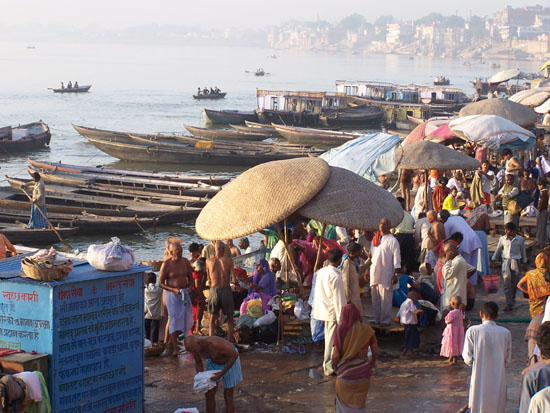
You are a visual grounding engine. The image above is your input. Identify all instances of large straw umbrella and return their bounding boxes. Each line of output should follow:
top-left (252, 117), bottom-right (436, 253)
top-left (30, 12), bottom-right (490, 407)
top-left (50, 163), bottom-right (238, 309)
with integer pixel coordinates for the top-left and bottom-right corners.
top-left (395, 141), bottom-right (481, 214)
top-left (298, 166), bottom-right (404, 271)
top-left (488, 69), bottom-right (521, 84)
top-left (195, 157), bottom-right (331, 294)
top-left (458, 98), bottom-right (537, 128)
top-left (509, 87), bottom-right (550, 107)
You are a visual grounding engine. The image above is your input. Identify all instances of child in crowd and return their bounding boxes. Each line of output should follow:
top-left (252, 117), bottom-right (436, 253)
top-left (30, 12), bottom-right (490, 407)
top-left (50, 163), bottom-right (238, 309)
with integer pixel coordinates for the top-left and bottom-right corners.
top-left (440, 295), bottom-right (465, 365)
top-left (190, 259), bottom-right (207, 335)
top-left (397, 291), bottom-right (422, 358)
top-left (144, 272), bottom-right (162, 344)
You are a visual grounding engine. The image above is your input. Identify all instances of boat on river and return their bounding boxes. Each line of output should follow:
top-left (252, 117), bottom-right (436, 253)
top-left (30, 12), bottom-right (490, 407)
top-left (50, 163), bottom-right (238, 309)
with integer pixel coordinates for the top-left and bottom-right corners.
top-left (202, 108), bottom-right (258, 125)
top-left (183, 125), bottom-right (268, 142)
top-left (433, 76), bottom-right (450, 86)
top-left (193, 92), bottom-right (227, 100)
top-left (319, 105), bottom-right (384, 128)
top-left (0, 223), bottom-right (79, 244)
top-left (273, 125), bottom-right (362, 147)
top-left (51, 85), bottom-right (91, 93)
top-left (229, 124), bottom-right (280, 138)
top-left (28, 157), bottom-right (229, 186)
top-left (82, 135), bottom-right (319, 167)
top-left (0, 121), bottom-right (51, 154)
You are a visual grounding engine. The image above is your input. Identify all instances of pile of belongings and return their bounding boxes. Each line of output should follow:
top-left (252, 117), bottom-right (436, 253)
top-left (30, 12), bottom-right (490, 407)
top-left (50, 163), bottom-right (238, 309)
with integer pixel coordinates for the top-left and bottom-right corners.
top-left (0, 370), bottom-right (50, 412)
top-left (87, 237), bottom-right (135, 271)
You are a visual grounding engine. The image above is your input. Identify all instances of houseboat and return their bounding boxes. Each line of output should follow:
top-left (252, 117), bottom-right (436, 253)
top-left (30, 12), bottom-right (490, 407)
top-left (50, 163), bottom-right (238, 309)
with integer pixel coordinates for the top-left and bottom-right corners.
top-left (255, 89), bottom-right (347, 127)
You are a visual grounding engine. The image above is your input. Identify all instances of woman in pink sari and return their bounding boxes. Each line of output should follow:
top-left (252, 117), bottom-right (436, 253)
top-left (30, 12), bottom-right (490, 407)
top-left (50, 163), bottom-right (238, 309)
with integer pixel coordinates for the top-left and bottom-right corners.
top-left (332, 304), bottom-right (378, 412)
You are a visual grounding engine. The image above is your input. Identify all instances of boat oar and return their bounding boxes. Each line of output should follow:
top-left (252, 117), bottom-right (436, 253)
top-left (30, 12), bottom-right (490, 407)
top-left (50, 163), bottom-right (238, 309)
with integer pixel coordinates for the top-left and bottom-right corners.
top-left (20, 187), bottom-right (73, 250)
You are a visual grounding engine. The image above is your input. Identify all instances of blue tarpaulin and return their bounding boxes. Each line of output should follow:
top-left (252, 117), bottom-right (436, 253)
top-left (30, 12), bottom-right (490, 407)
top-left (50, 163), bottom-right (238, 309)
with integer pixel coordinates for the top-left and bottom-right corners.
top-left (320, 132), bottom-right (402, 183)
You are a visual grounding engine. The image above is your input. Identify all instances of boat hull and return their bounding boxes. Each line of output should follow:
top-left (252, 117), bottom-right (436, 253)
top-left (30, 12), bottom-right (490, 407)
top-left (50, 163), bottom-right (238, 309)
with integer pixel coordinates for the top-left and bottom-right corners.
top-left (184, 125), bottom-right (267, 142)
top-left (202, 109), bottom-right (258, 125)
top-left (0, 122), bottom-right (51, 154)
top-left (52, 85), bottom-right (91, 93)
top-left (193, 93), bottom-right (226, 100)
top-left (256, 109), bottom-right (321, 127)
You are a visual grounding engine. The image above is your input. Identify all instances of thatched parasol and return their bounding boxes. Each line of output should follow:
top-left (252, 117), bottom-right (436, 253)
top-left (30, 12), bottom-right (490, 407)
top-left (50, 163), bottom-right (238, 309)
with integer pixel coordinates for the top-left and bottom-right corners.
top-left (195, 157), bottom-right (330, 241)
top-left (299, 166), bottom-right (403, 231)
top-left (509, 87), bottom-right (550, 107)
top-left (488, 69), bottom-right (521, 84)
top-left (536, 99), bottom-right (550, 114)
top-left (395, 141), bottom-right (480, 171)
top-left (458, 98), bottom-right (537, 128)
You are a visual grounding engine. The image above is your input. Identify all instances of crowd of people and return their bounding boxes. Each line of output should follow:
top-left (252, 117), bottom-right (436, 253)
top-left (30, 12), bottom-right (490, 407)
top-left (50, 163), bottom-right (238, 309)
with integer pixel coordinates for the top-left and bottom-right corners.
top-left (136, 137), bottom-right (550, 412)
top-left (59, 80), bottom-right (80, 89)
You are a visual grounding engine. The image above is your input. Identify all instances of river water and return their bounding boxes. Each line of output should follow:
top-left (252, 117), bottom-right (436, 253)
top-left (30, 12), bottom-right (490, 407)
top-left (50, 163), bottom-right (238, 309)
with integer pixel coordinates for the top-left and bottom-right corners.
top-left (0, 41), bottom-right (541, 260)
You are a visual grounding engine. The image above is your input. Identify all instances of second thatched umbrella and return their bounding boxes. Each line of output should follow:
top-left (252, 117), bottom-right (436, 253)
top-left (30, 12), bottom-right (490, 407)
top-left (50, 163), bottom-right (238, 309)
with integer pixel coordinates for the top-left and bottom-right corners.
top-left (395, 141), bottom-right (481, 214)
top-left (458, 98), bottom-right (537, 128)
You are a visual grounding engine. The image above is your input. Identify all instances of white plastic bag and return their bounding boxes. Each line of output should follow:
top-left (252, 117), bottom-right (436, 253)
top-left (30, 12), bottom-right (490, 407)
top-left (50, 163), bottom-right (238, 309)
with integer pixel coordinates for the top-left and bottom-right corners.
top-left (87, 237), bottom-right (135, 271)
top-left (253, 310), bottom-right (277, 328)
top-left (174, 409), bottom-right (199, 413)
top-left (193, 370), bottom-right (221, 393)
top-left (294, 299), bottom-right (310, 320)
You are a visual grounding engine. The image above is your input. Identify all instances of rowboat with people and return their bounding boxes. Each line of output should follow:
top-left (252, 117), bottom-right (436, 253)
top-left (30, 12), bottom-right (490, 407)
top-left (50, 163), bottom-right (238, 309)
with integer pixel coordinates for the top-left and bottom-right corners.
top-left (51, 85), bottom-right (91, 93)
top-left (193, 92), bottom-right (227, 100)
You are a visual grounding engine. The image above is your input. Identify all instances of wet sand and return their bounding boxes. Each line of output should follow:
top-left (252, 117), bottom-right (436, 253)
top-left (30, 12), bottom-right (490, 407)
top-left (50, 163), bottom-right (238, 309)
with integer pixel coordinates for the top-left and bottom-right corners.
top-left (145, 283), bottom-right (530, 413)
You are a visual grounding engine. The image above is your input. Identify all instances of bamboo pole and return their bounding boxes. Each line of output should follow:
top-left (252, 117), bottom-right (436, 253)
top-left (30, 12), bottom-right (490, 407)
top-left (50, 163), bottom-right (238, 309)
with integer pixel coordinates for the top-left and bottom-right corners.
top-left (284, 219), bottom-right (289, 290)
top-left (275, 225), bottom-right (305, 298)
top-left (424, 170), bottom-right (429, 213)
top-left (21, 187), bottom-right (73, 249)
top-left (313, 223), bottom-right (326, 274)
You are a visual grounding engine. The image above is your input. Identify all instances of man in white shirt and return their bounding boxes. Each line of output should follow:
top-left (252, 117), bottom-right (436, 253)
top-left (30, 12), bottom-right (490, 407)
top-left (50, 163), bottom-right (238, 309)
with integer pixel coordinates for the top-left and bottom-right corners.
top-left (370, 218), bottom-right (401, 326)
top-left (440, 210), bottom-right (482, 284)
top-left (312, 248), bottom-right (346, 376)
top-left (462, 301), bottom-right (512, 413)
top-left (441, 242), bottom-right (475, 309)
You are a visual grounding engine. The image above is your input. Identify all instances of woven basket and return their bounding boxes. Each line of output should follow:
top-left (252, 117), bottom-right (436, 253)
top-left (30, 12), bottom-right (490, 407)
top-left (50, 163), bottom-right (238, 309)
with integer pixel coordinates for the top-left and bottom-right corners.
top-left (21, 257), bottom-right (73, 282)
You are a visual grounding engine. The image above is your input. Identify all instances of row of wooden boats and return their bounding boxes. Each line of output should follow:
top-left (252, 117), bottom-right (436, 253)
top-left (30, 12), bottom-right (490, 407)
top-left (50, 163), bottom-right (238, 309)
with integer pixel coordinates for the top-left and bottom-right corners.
top-left (73, 124), bottom-right (323, 165)
top-left (0, 159), bottom-right (227, 242)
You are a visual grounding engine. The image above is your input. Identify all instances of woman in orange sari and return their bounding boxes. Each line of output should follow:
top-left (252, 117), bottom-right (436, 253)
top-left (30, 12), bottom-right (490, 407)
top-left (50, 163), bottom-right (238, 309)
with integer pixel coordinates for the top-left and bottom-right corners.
top-left (517, 249), bottom-right (550, 365)
top-left (332, 304), bottom-right (378, 412)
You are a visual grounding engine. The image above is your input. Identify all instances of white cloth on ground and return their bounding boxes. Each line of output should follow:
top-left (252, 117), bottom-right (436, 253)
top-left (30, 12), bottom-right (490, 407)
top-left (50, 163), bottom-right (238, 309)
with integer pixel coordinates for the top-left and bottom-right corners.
top-left (462, 320), bottom-right (512, 413)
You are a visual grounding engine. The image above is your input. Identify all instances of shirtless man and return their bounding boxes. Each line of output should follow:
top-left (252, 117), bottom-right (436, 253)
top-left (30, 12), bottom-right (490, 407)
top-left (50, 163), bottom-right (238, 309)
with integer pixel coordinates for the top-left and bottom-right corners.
top-left (184, 335), bottom-right (242, 413)
top-left (225, 240), bottom-right (241, 257)
top-left (206, 241), bottom-right (235, 341)
top-left (426, 210), bottom-right (445, 251)
top-left (159, 242), bottom-right (193, 356)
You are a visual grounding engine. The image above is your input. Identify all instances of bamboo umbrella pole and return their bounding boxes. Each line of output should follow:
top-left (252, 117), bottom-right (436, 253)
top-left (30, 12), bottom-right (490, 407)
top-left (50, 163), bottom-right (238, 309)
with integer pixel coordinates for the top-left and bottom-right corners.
top-left (424, 170), bottom-right (429, 212)
top-left (284, 219), bottom-right (289, 289)
top-left (275, 225), bottom-right (305, 298)
top-left (21, 187), bottom-right (73, 249)
top-left (313, 223), bottom-right (326, 274)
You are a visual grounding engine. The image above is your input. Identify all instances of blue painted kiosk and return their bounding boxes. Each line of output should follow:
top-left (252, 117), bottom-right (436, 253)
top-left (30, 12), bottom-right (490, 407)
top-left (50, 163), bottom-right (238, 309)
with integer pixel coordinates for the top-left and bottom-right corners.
top-left (0, 256), bottom-right (145, 412)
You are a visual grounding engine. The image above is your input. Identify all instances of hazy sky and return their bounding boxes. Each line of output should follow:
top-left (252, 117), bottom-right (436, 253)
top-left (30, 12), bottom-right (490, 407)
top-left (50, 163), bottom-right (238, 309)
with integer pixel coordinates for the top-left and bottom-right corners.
top-left (1, 0), bottom-right (543, 29)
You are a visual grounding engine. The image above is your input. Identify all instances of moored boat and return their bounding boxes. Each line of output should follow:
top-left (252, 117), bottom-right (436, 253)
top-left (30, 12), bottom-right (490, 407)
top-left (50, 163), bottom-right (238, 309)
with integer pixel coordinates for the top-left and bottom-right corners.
top-left (51, 85), bottom-right (91, 93)
top-left (0, 223), bottom-right (79, 244)
top-left (82, 135), bottom-right (320, 166)
top-left (433, 76), bottom-right (450, 86)
top-left (229, 124), bottom-right (280, 138)
top-left (184, 125), bottom-right (268, 142)
top-left (319, 105), bottom-right (384, 128)
top-left (193, 92), bottom-right (227, 100)
top-left (202, 108), bottom-right (258, 125)
top-left (0, 121), bottom-right (51, 154)
top-left (273, 125), bottom-right (361, 147)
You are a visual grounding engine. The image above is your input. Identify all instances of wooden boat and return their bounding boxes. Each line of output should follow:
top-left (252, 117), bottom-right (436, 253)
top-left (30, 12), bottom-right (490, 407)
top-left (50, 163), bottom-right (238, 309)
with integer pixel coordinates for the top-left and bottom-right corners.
top-left (184, 125), bottom-right (268, 142)
top-left (0, 121), bottom-right (51, 154)
top-left (27, 166), bottom-right (220, 198)
top-left (229, 124), bottom-right (280, 138)
top-left (193, 92), bottom-right (226, 100)
top-left (255, 69), bottom-right (265, 76)
top-left (273, 125), bottom-right (361, 147)
top-left (7, 176), bottom-right (209, 208)
top-left (202, 108), bottom-right (258, 125)
top-left (82, 135), bottom-right (319, 166)
top-left (319, 106), bottom-right (384, 128)
top-left (0, 190), bottom-right (200, 223)
top-left (245, 121), bottom-right (277, 130)
top-left (0, 223), bottom-right (79, 244)
top-left (433, 76), bottom-right (450, 86)
top-left (256, 109), bottom-right (321, 127)
top-left (51, 85), bottom-right (91, 93)
top-left (0, 208), bottom-right (156, 236)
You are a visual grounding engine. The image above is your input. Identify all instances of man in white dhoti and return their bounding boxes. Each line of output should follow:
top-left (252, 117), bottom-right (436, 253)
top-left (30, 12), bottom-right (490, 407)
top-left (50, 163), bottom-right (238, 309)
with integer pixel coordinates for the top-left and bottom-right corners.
top-left (312, 248), bottom-right (346, 376)
top-left (440, 210), bottom-right (482, 285)
top-left (370, 218), bottom-right (401, 326)
top-left (462, 301), bottom-right (512, 413)
top-left (441, 242), bottom-right (475, 310)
